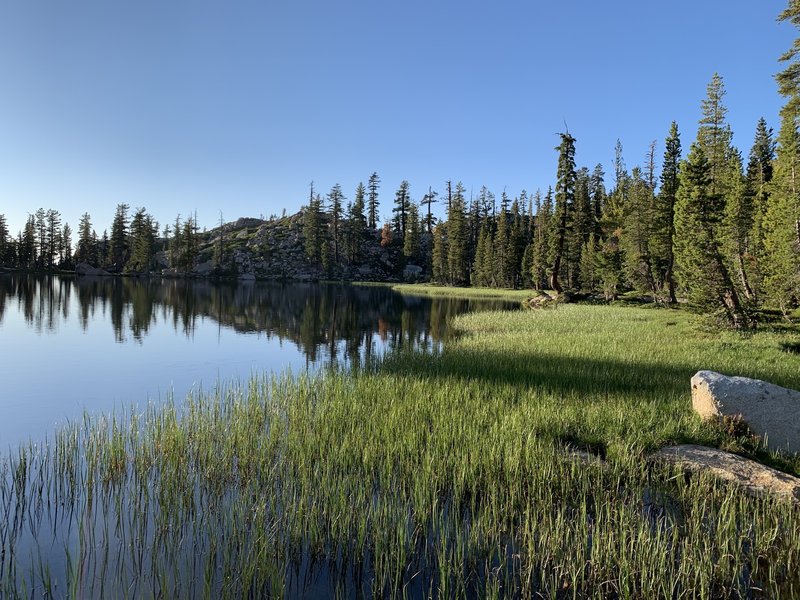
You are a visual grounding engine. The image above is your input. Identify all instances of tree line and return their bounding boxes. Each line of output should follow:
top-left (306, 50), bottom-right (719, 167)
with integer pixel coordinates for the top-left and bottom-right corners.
top-left (0, 204), bottom-right (205, 275)
top-left (2, 3), bottom-right (799, 328)
top-left (297, 68), bottom-right (794, 329)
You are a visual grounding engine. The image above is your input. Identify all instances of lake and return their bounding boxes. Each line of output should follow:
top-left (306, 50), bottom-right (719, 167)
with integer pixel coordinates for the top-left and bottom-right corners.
top-left (0, 274), bottom-right (516, 450)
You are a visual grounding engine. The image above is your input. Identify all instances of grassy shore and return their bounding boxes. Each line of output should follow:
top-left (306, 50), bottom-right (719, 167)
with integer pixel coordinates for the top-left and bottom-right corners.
top-left (2, 304), bottom-right (800, 597)
top-left (389, 283), bottom-right (534, 302)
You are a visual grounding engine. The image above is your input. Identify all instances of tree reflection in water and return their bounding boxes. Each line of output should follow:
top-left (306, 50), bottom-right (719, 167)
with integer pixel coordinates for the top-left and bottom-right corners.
top-left (0, 275), bottom-right (517, 367)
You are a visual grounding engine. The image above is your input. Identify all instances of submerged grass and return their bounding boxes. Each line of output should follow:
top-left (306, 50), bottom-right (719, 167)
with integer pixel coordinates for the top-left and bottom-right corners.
top-left (2, 304), bottom-right (800, 598)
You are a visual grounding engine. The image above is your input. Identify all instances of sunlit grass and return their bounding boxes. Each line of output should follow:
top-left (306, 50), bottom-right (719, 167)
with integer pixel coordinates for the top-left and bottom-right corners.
top-left (390, 283), bottom-right (534, 301)
top-left (2, 304), bottom-right (800, 597)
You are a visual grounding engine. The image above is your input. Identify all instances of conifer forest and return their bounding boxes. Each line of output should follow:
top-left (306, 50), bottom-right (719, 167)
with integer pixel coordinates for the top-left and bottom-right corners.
top-left (2, 6), bottom-right (800, 330)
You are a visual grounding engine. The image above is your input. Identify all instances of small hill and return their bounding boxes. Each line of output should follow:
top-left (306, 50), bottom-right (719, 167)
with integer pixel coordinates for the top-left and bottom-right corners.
top-left (189, 211), bottom-right (429, 282)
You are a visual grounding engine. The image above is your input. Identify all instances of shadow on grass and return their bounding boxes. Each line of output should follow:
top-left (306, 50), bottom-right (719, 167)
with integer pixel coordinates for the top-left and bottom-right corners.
top-left (379, 345), bottom-right (694, 398)
top-left (377, 344), bottom-right (800, 475)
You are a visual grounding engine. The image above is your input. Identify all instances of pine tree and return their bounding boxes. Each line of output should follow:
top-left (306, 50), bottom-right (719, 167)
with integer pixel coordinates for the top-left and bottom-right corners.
top-left (170, 215), bottom-right (184, 269)
top-left (60, 223), bottom-right (72, 268)
top-left (96, 230), bottom-right (108, 267)
top-left (755, 1), bottom-right (800, 311)
top-left (45, 209), bottom-right (61, 269)
top-left (550, 133), bottom-right (577, 293)
top-left (596, 141), bottom-right (628, 300)
top-left (568, 167), bottom-right (593, 289)
top-left (75, 213), bottom-right (96, 266)
top-left (126, 208), bottom-right (156, 273)
top-left (472, 224), bottom-right (489, 286)
top-left (622, 167), bottom-right (656, 295)
top-left (447, 183), bottom-right (469, 285)
top-left (746, 118), bottom-right (776, 295)
top-left (213, 212), bottom-right (226, 269)
top-left (507, 198), bottom-right (525, 288)
top-left (34, 208), bottom-right (47, 268)
top-left (392, 180), bottom-right (411, 238)
top-left (651, 122), bottom-right (682, 303)
top-left (421, 187), bottom-right (438, 233)
top-left (674, 143), bottom-right (749, 328)
top-left (431, 223), bottom-right (448, 284)
top-left (347, 183), bottom-right (368, 263)
top-left (590, 164), bottom-right (606, 233)
top-left (181, 214), bottom-right (199, 272)
top-left (20, 216), bottom-right (37, 268)
top-left (494, 193), bottom-right (510, 286)
top-left (303, 187), bottom-right (324, 264)
top-left (698, 73), bottom-right (734, 194)
top-left (777, 0), bottom-right (800, 117)
top-left (722, 149), bottom-right (755, 299)
top-left (521, 189), bottom-right (532, 244)
top-left (520, 242), bottom-right (534, 288)
top-left (762, 112), bottom-right (800, 313)
top-left (108, 203), bottom-right (130, 271)
top-left (327, 183), bottom-right (345, 265)
top-left (579, 234), bottom-right (598, 293)
top-left (0, 214), bottom-right (9, 266)
top-left (321, 237), bottom-right (332, 275)
top-left (531, 189), bottom-right (551, 290)
top-left (367, 172), bottom-right (380, 230)
top-left (162, 223), bottom-right (172, 256)
top-left (696, 75), bottom-right (752, 301)
top-left (644, 140), bottom-right (658, 191)
top-left (403, 202), bottom-right (421, 261)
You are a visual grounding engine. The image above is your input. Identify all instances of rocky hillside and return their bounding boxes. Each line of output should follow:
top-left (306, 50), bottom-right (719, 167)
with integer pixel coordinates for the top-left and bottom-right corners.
top-left (184, 212), bottom-right (430, 282)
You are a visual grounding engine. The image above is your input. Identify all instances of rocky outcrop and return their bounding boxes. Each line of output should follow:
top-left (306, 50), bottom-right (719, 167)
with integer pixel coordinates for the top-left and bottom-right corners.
top-left (75, 262), bottom-right (112, 276)
top-left (652, 445), bottom-right (800, 504)
top-left (232, 217), bottom-right (264, 230)
top-left (70, 211), bottom-right (414, 282)
top-left (523, 291), bottom-right (559, 309)
top-left (195, 213), bottom-right (406, 282)
top-left (691, 370), bottom-right (800, 454)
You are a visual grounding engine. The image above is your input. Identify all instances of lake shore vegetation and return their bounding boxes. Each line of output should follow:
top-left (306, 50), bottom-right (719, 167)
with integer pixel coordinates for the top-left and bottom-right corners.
top-left (2, 303), bottom-right (800, 597)
top-left (2, 1), bottom-right (800, 597)
top-left (2, 3), bottom-right (800, 328)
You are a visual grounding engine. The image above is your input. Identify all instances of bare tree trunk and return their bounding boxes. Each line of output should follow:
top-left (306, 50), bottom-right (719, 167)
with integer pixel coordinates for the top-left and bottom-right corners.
top-left (736, 252), bottom-right (754, 300)
top-left (795, 218), bottom-right (800, 248)
top-left (665, 262), bottom-right (677, 304)
top-left (714, 250), bottom-right (748, 330)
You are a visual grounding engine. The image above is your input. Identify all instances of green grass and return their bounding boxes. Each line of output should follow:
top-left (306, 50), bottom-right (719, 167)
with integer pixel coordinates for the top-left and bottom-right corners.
top-left (390, 282), bottom-right (535, 302)
top-left (2, 304), bottom-right (800, 597)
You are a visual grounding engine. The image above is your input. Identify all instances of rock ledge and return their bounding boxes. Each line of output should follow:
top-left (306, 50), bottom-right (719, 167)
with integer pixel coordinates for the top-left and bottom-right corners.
top-left (652, 445), bottom-right (800, 504)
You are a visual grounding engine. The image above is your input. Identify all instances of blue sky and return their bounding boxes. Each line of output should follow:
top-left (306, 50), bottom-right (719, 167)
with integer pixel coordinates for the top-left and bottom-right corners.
top-left (0, 0), bottom-right (793, 236)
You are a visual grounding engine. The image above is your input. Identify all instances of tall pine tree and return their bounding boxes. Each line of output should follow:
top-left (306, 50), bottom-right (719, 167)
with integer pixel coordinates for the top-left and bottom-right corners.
top-left (108, 203), bottom-right (130, 271)
top-left (447, 183), bottom-right (469, 285)
top-left (550, 133), bottom-right (577, 293)
top-left (746, 117), bottom-right (776, 297)
top-left (367, 172), bottom-right (380, 230)
top-left (760, 3), bottom-right (800, 313)
top-left (651, 122), bottom-right (681, 303)
top-left (674, 143), bottom-right (749, 328)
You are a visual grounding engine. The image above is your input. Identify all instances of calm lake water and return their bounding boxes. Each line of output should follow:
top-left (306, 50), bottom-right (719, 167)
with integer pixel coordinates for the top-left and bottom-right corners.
top-left (0, 274), bottom-right (516, 450)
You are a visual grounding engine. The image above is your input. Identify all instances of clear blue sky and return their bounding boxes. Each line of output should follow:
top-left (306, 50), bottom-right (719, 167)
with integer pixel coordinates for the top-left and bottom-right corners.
top-left (0, 0), bottom-right (793, 237)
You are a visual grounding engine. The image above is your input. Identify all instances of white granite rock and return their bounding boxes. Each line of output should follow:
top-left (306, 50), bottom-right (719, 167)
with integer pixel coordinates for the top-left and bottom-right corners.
top-left (691, 370), bottom-right (800, 454)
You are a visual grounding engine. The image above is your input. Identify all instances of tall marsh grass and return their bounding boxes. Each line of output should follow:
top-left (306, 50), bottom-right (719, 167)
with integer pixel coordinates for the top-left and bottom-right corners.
top-left (2, 304), bottom-right (800, 598)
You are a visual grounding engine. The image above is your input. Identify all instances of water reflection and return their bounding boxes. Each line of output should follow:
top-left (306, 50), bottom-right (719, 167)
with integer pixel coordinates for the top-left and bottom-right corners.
top-left (0, 274), bottom-right (516, 367)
